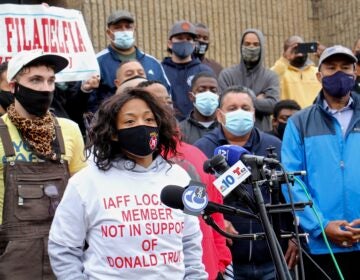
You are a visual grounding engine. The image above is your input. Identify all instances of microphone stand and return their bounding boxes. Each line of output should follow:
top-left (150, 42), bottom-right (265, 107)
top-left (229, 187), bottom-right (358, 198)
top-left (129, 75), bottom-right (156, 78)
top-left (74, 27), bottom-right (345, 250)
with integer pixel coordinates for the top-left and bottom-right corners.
top-left (247, 160), bottom-right (292, 280)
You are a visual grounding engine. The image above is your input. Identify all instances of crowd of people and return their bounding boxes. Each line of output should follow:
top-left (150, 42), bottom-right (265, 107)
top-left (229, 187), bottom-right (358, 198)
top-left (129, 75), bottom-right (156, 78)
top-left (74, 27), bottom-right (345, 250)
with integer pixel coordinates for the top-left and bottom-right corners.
top-left (0, 7), bottom-right (360, 280)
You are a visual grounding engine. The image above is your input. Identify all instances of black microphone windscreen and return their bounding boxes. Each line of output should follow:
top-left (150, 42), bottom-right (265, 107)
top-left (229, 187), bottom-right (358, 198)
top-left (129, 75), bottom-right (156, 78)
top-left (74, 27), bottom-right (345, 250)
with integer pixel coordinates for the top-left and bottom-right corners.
top-left (160, 185), bottom-right (185, 210)
top-left (209, 154), bottom-right (229, 175)
top-left (203, 159), bottom-right (214, 174)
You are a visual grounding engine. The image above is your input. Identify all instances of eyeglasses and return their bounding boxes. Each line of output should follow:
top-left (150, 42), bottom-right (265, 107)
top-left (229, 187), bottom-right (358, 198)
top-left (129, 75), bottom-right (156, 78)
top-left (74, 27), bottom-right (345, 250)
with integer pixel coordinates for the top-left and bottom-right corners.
top-left (44, 184), bottom-right (60, 217)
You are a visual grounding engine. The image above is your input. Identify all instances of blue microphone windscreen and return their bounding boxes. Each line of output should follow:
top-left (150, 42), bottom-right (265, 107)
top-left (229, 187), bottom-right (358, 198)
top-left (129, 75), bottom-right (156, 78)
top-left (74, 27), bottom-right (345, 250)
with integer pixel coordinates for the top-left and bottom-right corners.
top-left (214, 145), bottom-right (250, 166)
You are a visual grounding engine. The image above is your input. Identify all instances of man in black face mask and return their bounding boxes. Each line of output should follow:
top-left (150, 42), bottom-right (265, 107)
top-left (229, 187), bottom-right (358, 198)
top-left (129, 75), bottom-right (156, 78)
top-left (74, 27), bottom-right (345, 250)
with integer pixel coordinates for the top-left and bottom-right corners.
top-left (0, 49), bottom-right (86, 278)
top-left (193, 23), bottom-right (223, 78)
top-left (162, 20), bottom-right (215, 121)
top-left (271, 35), bottom-right (321, 109)
top-left (267, 99), bottom-right (300, 140)
top-left (282, 45), bottom-right (360, 280)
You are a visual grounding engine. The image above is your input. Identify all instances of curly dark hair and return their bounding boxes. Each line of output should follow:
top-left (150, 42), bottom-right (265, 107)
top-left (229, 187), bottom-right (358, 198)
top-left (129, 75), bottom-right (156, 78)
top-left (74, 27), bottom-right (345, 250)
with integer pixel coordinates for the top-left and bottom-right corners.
top-left (86, 88), bottom-right (179, 171)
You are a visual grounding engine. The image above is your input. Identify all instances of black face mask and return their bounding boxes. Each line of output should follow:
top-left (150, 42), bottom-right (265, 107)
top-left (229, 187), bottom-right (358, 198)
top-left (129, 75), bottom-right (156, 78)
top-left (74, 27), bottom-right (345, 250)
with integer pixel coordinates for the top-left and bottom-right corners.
top-left (277, 122), bottom-right (287, 140)
top-left (0, 90), bottom-right (15, 111)
top-left (14, 83), bottom-right (54, 117)
top-left (194, 41), bottom-right (209, 58)
top-left (116, 125), bottom-right (159, 157)
top-left (290, 54), bottom-right (308, 68)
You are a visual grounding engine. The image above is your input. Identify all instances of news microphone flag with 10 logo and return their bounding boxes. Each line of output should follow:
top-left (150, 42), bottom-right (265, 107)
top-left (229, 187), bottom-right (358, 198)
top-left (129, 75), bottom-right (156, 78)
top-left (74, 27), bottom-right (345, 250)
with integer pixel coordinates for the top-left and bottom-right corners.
top-left (213, 160), bottom-right (251, 197)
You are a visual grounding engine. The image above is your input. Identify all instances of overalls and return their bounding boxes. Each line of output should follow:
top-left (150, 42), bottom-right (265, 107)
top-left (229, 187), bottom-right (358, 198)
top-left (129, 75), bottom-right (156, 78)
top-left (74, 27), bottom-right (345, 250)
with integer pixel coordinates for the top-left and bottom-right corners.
top-left (0, 118), bottom-right (70, 280)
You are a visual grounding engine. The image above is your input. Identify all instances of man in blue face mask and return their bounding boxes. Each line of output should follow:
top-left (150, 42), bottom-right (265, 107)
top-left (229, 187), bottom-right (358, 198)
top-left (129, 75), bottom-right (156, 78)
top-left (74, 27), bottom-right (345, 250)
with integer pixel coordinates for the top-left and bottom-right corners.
top-left (162, 20), bottom-right (215, 121)
top-left (86, 10), bottom-right (171, 112)
top-left (194, 86), bottom-right (299, 280)
top-left (179, 72), bottom-right (220, 144)
top-left (282, 45), bottom-right (360, 280)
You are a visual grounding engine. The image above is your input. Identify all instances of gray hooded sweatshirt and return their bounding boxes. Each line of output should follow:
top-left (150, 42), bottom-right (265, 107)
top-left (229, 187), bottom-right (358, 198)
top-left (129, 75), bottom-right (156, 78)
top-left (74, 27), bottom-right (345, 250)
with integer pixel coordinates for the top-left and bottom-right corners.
top-left (218, 29), bottom-right (279, 131)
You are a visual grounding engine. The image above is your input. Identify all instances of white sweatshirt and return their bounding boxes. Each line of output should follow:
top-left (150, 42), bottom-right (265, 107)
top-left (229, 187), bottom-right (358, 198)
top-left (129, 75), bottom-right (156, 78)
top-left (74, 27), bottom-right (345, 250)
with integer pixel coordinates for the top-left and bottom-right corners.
top-left (48, 156), bottom-right (207, 280)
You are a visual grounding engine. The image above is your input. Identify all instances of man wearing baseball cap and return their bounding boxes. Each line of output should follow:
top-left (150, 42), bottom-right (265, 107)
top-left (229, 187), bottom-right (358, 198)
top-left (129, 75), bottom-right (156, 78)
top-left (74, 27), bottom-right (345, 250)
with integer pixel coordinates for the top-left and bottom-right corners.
top-left (162, 20), bottom-right (214, 121)
top-left (281, 45), bottom-right (360, 279)
top-left (0, 49), bottom-right (86, 279)
top-left (88, 9), bottom-right (171, 112)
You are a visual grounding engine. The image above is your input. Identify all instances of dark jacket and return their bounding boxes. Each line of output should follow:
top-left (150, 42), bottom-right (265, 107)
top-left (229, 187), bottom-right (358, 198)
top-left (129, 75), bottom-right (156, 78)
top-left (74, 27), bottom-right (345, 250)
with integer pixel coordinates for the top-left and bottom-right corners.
top-left (88, 46), bottom-right (171, 112)
top-left (179, 111), bottom-right (219, 144)
top-left (162, 57), bottom-right (214, 121)
top-left (194, 126), bottom-right (285, 264)
top-left (201, 57), bottom-right (223, 78)
top-left (50, 82), bottom-right (89, 137)
top-left (218, 29), bottom-right (279, 131)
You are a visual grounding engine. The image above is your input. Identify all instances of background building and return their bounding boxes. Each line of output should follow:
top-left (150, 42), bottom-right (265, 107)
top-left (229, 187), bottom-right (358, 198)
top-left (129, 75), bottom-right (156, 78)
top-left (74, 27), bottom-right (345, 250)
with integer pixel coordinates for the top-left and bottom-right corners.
top-left (8, 0), bottom-right (360, 67)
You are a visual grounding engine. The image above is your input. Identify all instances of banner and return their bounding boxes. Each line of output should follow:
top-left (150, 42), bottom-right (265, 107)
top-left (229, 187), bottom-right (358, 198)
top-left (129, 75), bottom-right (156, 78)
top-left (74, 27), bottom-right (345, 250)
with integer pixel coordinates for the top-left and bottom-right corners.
top-left (0, 4), bottom-right (100, 82)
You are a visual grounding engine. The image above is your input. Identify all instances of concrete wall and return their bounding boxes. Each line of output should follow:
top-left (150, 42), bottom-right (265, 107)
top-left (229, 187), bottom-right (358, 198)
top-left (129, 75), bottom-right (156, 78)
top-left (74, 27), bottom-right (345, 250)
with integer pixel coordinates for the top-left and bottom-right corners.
top-left (317, 0), bottom-right (359, 50)
top-left (57, 0), bottom-right (359, 67)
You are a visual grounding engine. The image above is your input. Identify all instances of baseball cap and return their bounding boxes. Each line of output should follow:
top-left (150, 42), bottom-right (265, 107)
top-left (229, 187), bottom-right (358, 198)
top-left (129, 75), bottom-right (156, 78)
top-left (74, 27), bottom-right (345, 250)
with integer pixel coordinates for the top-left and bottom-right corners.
top-left (168, 20), bottom-right (197, 39)
top-left (107, 10), bottom-right (135, 26)
top-left (318, 45), bottom-right (357, 68)
top-left (7, 49), bottom-right (68, 82)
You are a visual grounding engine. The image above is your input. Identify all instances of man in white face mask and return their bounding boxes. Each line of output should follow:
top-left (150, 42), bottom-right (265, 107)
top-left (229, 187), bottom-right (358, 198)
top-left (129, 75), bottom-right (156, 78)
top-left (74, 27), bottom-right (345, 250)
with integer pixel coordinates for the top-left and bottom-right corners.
top-left (179, 72), bottom-right (220, 144)
top-left (194, 86), bottom-right (297, 280)
top-left (87, 10), bottom-right (171, 113)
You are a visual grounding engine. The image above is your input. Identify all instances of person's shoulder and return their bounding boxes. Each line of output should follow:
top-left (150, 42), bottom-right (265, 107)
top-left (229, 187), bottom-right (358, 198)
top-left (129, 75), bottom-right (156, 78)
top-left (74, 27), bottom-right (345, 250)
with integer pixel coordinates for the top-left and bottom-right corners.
top-left (205, 57), bottom-right (223, 67)
top-left (1, 114), bottom-right (19, 137)
top-left (264, 67), bottom-right (280, 78)
top-left (198, 62), bottom-right (214, 72)
top-left (193, 128), bottom-right (221, 150)
top-left (259, 129), bottom-right (281, 143)
top-left (68, 163), bottom-right (100, 185)
top-left (178, 118), bottom-right (188, 129)
top-left (96, 47), bottom-right (110, 60)
top-left (56, 117), bottom-right (80, 128)
top-left (178, 141), bottom-right (207, 160)
top-left (292, 105), bottom-right (315, 121)
top-left (1, 114), bottom-right (13, 127)
top-left (140, 50), bottom-right (162, 65)
top-left (56, 117), bottom-right (82, 137)
top-left (220, 64), bottom-right (239, 76)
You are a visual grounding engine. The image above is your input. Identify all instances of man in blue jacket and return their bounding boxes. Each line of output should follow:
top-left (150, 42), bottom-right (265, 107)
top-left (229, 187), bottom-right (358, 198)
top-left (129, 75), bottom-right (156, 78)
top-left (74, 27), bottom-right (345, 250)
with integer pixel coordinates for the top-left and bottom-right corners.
top-left (194, 86), bottom-right (297, 280)
top-left (88, 10), bottom-right (170, 112)
top-left (282, 45), bottom-right (360, 280)
top-left (162, 20), bottom-right (214, 121)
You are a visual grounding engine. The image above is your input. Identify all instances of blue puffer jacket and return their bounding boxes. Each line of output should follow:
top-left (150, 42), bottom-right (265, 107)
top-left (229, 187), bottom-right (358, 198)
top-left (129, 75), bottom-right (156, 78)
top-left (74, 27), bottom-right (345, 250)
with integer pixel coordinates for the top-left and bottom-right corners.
top-left (282, 91), bottom-right (360, 254)
top-left (161, 57), bottom-right (214, 121)
top-left (194, 127), bottom-right (285, 265)
top-left (88, 46), bottom-right (171, 112)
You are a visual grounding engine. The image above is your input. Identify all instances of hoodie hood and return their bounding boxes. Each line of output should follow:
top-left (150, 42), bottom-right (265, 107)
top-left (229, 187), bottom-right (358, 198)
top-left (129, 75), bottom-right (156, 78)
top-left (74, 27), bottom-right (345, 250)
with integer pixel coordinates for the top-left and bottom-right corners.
top-left (240, 28), bottom-right (265, 71)
top-left (111, 154), bottom-right (167, 174)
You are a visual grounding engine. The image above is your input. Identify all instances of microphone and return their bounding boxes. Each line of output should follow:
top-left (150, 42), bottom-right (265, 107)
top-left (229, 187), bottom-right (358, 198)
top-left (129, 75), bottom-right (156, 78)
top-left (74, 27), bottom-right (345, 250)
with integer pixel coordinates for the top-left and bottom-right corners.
top-left (214, 145), bottom-right (279, 166)
top-left (206, 153), bottom-right (251, 197)
top-left (203, 153), bottom-right (257, 211)
top-left (160, 184), bottom-right (258, 220)
top-left (203, 154), bottom-right (229, 176)
top-left (160, 181), bottom-right (208, 216)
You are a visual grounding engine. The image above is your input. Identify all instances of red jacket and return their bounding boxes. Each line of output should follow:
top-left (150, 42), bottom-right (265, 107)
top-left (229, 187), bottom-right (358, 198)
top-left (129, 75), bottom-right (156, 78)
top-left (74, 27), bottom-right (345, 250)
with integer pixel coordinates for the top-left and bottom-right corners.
top-left (172, 141), bottom-right (232, 279)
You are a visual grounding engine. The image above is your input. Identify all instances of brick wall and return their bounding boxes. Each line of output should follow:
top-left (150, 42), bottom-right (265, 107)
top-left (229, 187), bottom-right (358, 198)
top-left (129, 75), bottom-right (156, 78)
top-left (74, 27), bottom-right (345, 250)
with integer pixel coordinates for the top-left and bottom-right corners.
top-left (61, 0), bottom-right (359, 67)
